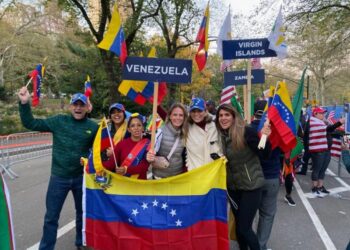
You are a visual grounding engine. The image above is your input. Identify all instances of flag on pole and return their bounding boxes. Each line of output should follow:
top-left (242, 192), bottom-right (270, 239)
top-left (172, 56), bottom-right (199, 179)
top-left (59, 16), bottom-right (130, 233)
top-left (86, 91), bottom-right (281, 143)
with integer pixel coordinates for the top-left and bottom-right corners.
top-left (330, 137), bottom-right (342, 159)
top-left (268, 6), bottom-right (287, 59)
top-left (268, 81), bottom-right (297, 152)
top-left (98, 3), bottom-right (128, 65)
top-left (84, 75), bottom-right (92, 98)
top-left (0, 173), bottom-right (15, 250)
top-left (29, 63), bottom-right (45, 107)
top-left (231, 95), bottom-right (244, 118)
top-left (220, 85), bottom-right (237, 104)
top-left (83, 158), bottom-right (229, 250)
top-left (195, 3), bottom-right (209, 71)
top-left (290, 68), bottom-right (307, 162)
top-left (217, 7), bottom-right (233, 71)
top-left (327, 105), bottom-right (336, 124)
top-left (85, 117), bottom-right (112, 174)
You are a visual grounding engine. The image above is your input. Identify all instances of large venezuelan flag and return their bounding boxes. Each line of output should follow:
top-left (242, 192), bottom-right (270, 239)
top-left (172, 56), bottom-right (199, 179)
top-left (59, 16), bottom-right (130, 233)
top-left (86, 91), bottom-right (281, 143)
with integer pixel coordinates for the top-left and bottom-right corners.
top-left (83, 158), bottom-right (229, 250)
top-left (268, 81), bottom-right (297, 152)
top-left (98, 3), bottom-right (127, 65)
top-left (195, 3), bottom-right (209, 71)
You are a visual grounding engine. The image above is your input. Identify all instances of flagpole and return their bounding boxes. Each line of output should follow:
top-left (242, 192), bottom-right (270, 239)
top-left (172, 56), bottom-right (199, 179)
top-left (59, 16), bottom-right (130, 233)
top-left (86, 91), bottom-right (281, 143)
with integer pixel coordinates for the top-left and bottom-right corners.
top-left (150, 82), bottom-right (159, 152)
top-left (247, 59), bottom-right (252, 124)
top-left (25, 77), bottom-right (33, 88)
top-left (104, 117), bottom-right (118, 168)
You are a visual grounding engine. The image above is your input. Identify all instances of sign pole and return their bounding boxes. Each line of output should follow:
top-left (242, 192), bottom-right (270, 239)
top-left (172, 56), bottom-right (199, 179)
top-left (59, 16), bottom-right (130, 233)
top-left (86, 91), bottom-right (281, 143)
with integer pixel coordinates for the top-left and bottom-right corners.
top-left (247, 60), bottom-right (252, 124)
top-left (150, 82), bottom-right (159, 152)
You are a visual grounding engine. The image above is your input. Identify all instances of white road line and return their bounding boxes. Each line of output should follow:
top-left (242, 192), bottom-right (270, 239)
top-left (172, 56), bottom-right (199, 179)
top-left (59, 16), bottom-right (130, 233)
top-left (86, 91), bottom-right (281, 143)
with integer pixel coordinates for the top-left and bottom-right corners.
top-left (304, 186), bottom-right (350, 198)
top-left (326, 169), bottom-right (350, 188)
top-left (26, 220), bottom-right (76, 250)
top-left (294, 179), bottom-right (337, 250)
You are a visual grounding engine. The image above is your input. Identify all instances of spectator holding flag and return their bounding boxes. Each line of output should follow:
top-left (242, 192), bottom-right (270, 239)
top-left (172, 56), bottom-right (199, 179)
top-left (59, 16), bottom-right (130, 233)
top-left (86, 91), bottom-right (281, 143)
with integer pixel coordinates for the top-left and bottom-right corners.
top-left (18, 86), bottom-right (98, 250)
top-left (216, 103), bottom-right (271, 250)
top-left (103, 113), bottom-right (151, 179)
top-left (101, 103), bottom-right (129, 161)
top-left (309, 107), bottom-right (344, 197)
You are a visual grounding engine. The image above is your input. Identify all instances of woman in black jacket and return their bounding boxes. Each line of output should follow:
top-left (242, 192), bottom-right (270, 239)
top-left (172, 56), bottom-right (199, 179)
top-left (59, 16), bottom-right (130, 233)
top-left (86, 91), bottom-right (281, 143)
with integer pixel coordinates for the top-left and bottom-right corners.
top-left (215, 104), bottom-right (271, 250)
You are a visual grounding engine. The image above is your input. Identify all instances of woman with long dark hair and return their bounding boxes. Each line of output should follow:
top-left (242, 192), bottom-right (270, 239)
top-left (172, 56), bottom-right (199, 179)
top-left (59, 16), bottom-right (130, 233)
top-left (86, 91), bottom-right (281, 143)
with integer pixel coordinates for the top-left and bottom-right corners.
top-left (215, 104), bottom-right (271, 250)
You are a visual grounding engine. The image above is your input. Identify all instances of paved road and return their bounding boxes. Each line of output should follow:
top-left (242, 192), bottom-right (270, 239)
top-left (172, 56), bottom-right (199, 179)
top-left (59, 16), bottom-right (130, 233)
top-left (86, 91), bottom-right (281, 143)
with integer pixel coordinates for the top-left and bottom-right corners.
top-left (4, 156), bottom-right (350, 250)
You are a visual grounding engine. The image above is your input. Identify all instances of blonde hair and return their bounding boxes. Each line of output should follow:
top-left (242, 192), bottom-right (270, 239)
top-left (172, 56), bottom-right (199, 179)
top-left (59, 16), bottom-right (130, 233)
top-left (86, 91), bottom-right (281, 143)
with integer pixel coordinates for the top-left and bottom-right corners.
top-left (166, 103), bottom-right (188, 138)
top-left (215, 104), bottom-right (246, 150)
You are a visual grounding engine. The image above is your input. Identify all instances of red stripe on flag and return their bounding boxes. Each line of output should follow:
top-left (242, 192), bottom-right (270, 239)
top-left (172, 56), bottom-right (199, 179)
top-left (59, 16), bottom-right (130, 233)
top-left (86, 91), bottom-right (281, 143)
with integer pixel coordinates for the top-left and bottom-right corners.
top-left (85, 218), bottom-right (229, 250)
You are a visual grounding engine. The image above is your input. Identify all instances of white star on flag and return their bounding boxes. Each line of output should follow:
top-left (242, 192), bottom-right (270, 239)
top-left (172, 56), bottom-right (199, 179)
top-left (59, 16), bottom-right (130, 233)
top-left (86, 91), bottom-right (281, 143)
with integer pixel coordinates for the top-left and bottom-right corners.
top-left (132, 209), bottom-right (139, 216)
top-left (141, 202), bottom-right (148, 210)
top-left (161, 203), bottom-right (168, 210)
top-left (175, 219), bottom-right (182, 227)
top-left (170, 209), bottom-right (177, 217)
top-left (152, 199), bottom-right (158, 207)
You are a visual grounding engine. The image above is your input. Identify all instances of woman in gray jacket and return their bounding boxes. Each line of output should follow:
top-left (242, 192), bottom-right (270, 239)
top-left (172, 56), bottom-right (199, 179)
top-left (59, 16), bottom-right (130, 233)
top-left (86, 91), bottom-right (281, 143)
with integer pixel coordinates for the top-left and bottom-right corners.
top-left (146, 103), bottom-right (188, 178)
top-left (216, 104), bottom-right (271, 250)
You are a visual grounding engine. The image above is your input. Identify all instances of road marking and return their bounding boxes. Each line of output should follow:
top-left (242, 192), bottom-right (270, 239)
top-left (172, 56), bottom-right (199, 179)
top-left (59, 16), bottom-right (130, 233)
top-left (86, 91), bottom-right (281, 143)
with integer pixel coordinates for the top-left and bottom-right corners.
top-left (294, 179), bottom-right (337, 250)
top-left (26, 220), bottom-right (75, 250)
top-left (326, 169), bottom-right (350, 188)
top-left (304, 186), bottom-right (350, 198)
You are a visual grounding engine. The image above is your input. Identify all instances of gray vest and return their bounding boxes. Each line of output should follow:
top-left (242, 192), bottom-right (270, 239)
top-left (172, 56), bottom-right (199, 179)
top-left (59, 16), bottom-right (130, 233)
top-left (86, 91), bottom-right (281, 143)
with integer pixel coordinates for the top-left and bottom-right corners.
top-left (153, 123), bottom-right (185, 178)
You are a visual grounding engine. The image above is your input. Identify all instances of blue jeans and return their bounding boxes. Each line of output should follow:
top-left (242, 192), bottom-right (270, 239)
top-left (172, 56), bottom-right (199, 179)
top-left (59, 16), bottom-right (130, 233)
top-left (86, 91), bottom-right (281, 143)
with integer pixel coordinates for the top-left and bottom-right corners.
top-left (39, 175), bottom-right (83, 250)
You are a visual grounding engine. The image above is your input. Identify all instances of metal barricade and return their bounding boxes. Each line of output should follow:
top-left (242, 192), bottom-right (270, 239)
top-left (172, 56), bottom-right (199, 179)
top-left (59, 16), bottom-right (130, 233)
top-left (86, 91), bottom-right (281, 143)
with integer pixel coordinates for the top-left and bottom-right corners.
top-left (0, 132), bottom-right (52, 179)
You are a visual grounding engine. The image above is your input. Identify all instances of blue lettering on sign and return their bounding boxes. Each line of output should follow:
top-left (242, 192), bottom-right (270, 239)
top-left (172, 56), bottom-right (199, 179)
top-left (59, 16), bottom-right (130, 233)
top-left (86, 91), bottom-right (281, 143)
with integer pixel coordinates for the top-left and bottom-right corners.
top-left (224, 69), bottom-right (265, 86)
top-left (223, 38), bottom-right (277, 60)
top-left (122, 57), bottom-right (192, 83)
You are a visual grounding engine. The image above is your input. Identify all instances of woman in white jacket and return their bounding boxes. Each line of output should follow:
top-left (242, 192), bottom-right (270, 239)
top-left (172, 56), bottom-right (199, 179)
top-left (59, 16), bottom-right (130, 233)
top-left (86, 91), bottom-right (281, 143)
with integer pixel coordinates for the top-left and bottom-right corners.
top-left (185, 97), bottom-right (222, 170)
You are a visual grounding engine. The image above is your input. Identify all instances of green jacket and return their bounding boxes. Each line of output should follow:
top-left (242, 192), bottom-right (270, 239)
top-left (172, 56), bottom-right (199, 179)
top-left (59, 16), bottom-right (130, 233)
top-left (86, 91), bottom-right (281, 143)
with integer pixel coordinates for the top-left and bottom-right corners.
top-left (19, 103), bottom-right (98, 178)
top-left (221, 126), bottom-right (270, 191)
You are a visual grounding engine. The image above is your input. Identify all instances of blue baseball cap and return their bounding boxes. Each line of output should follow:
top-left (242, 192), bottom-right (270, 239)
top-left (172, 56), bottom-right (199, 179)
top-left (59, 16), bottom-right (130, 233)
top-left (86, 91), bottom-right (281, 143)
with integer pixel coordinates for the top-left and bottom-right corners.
top-left (190, 98), bottom-right (206, 112)
top-left (70, 93), bottom-right (87, 105)
top-left (109, 103), bottom-right (125, 113)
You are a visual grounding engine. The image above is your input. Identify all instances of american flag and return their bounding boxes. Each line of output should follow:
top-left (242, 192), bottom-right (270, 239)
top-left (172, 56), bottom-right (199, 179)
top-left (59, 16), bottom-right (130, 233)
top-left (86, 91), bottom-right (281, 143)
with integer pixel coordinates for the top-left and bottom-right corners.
top-left (220, 85), bottom-right (237, 104)
top-left (327, 109), bottom-right (336, 124)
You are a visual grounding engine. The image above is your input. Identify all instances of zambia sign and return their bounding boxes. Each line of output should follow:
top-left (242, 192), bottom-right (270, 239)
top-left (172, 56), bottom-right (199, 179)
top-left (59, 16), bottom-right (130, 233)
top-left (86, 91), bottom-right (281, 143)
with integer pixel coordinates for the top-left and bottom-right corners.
top-left (123, 57), bottom-right (192, 83)
top-left (223, 38), bottom-right (277, 60)
top-left (224, 69), bottom-right (265, 87)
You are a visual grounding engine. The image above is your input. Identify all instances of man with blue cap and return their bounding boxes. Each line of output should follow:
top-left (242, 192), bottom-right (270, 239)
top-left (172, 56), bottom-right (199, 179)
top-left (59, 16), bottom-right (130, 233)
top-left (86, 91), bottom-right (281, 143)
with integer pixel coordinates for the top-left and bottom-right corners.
top-left (18, 86), bottom-right (98, 250)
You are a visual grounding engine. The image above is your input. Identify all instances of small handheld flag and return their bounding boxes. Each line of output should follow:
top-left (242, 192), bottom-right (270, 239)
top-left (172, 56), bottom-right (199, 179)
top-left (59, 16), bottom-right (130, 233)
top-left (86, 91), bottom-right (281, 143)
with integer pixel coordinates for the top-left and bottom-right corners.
top-left (28, 64), bottom-right (45, 107)
top-left (84, 75), bottom-right (92, 98)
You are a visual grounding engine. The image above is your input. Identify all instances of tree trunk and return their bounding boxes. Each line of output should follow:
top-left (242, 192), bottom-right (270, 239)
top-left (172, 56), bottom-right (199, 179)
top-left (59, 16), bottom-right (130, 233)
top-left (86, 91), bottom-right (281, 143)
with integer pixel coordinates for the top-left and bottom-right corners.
top-left (100, 51), bottom-right (120, 103)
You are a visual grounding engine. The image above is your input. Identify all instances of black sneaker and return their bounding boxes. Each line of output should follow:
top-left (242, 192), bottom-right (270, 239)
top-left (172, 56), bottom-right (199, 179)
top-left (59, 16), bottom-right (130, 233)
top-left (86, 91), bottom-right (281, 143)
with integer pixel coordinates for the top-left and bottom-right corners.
top-left (284, 195), bottom-right (296, 206)
top-left (312, 187), bottom-right (326, 198)
top-left (319, 186), bottom-right (330, 194)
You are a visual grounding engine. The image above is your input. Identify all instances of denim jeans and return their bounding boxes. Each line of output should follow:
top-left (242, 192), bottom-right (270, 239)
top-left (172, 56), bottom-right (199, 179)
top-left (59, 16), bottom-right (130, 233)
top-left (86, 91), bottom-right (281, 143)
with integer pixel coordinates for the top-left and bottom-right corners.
top-left (39, 175), bottom-right (83, 250)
